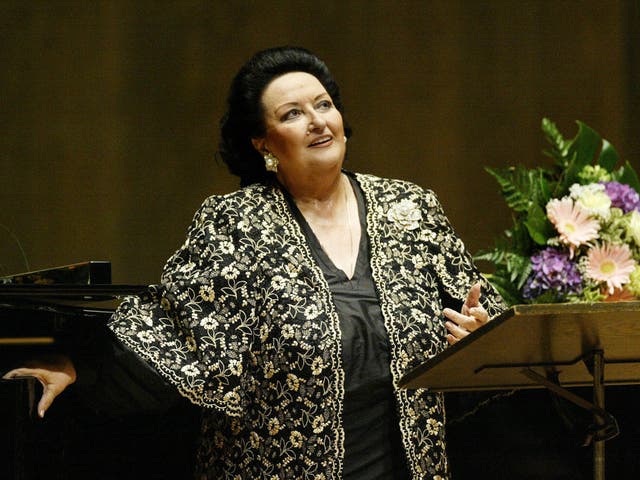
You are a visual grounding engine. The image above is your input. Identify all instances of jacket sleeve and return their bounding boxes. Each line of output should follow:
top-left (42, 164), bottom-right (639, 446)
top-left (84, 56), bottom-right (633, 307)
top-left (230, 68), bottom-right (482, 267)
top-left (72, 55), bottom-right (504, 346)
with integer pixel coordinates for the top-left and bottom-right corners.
top-left (108, 194), bottom-right (260, 417)
top-left (421, 189), bottom-right (506, 319)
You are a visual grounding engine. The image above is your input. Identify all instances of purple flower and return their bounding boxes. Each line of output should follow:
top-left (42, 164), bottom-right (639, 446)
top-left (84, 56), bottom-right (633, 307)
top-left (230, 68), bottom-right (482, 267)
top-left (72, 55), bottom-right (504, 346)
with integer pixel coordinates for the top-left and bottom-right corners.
top-left (602, 181), bottom-right (640, 213)
top-left (522, 247), bottom-right (583, 300)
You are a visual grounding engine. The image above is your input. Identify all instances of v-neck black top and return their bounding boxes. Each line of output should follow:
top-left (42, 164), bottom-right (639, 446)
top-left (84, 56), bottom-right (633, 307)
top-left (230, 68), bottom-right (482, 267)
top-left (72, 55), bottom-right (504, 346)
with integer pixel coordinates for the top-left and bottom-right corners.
top-left (285, 176), bottom-right (411, 479)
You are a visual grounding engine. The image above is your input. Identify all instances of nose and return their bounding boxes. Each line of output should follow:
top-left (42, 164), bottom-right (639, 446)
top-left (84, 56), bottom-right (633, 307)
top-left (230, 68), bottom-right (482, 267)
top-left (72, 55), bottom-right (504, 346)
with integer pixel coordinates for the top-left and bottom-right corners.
top-left (307, 110), bottom-right (327, 133)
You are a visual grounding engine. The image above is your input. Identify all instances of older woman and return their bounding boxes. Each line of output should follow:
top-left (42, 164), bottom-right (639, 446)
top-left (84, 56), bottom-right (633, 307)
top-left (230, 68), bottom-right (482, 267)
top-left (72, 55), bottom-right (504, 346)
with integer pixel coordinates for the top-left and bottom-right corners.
top-left (4, 47), bottom-right (504, 479)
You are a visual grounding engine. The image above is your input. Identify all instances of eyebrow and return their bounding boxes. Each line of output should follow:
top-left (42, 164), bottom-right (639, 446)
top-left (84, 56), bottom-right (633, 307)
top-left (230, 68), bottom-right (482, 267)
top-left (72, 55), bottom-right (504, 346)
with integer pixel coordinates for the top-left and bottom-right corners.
top-left (274, 93), bottom-right (329, 116)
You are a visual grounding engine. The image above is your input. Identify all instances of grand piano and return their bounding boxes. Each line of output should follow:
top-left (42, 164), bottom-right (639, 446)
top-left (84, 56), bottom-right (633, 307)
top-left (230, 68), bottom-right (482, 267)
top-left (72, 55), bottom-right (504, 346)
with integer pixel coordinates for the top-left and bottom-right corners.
top-left (0, 262), bottom-right (199, 480)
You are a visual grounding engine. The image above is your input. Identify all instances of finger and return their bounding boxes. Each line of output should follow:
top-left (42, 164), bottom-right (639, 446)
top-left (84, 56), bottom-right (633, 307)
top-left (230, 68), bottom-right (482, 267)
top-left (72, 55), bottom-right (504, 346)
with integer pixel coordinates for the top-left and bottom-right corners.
top-left (445, 320), bottom-right (470, 340)
top-left (2, 368), bottom-right (41, 380)
top-left (38, 386), bottom-right (58, 418)
top-left (447, 333), bottom-right (459, 345)
top-left (445, 310), bottom-right (486, 336)
top-left (464, 282), bottom-right (482, 309)
top-left (443, 308), bottom-right (479, 331)
top-left (468, 306), bottom-right (489, 324)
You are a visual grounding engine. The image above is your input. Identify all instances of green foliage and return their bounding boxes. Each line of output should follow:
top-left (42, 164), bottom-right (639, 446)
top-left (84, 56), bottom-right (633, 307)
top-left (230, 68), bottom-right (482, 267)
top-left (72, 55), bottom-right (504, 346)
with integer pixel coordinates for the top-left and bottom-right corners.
top-left (485, 166), bottom-right (552, 214)
top-left (616, 161), bottom-right (640, 193)
top-left (597, 140), bottom-right (619, 172)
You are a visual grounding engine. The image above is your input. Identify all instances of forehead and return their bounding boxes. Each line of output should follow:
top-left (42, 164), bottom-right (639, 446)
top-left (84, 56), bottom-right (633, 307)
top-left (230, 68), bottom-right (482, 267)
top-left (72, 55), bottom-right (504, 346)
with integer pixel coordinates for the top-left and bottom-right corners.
top-left (261, 72), bottom-right (328, 110)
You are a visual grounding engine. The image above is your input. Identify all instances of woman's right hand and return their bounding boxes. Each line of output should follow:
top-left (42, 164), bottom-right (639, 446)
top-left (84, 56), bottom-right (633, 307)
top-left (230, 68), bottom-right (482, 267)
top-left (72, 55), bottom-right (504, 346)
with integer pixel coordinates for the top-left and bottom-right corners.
top-left (2, 354), bottom-right (77, 418)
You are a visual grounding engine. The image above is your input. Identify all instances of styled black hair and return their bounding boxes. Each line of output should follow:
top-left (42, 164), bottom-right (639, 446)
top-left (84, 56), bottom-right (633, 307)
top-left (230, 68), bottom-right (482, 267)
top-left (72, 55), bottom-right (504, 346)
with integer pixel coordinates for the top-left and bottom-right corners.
top-left (218, 46), bottom-right (351, 186)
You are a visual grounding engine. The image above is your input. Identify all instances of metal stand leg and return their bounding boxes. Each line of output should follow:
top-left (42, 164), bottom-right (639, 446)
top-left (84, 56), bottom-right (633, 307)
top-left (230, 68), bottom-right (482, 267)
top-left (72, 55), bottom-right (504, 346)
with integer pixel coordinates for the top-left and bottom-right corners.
top-left (521, 349), bottom-right (617, 480)
top-left (593, 350), bottom-right (605, 480)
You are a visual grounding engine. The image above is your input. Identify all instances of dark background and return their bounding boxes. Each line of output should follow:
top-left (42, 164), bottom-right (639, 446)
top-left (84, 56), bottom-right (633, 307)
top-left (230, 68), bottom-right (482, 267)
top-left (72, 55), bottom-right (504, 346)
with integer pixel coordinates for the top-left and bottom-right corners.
top-left (1, 0), bottom-right (638, 282)
top-left (1, 1), bottom-right (639, 479)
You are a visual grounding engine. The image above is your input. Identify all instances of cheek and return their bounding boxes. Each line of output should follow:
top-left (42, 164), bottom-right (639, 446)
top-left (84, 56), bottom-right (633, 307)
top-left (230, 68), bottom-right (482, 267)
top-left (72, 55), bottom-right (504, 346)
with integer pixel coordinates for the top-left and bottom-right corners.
top-left (330, 112), bottom-right (345, 135)
top-left (269, 127), bottom-right (304, 154)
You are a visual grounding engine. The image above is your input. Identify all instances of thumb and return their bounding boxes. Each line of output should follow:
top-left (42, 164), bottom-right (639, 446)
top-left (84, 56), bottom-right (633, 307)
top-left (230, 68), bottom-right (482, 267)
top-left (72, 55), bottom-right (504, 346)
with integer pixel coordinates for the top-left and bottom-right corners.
top-left (464, 282), bottom-right (482, 309)
top-left (38, 385), bottom-right (57, 418)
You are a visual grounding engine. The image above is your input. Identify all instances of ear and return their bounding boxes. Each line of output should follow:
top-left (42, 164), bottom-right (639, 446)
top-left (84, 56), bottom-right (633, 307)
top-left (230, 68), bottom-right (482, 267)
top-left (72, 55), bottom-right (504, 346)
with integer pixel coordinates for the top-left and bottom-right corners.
top-left (251, 137), bottom-right (267, 155)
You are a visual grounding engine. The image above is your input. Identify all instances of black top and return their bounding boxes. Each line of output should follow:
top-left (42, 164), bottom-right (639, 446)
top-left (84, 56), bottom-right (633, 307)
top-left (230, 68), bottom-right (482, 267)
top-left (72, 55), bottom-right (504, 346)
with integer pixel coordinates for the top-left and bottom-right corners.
top-left (285, 176), bottom-right (411, 479)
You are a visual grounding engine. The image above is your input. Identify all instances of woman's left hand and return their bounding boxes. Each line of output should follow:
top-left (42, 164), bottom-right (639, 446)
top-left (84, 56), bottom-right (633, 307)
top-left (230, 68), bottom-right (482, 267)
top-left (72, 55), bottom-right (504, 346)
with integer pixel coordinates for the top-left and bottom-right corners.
top-left (443, 282), bottom-right (490, 345)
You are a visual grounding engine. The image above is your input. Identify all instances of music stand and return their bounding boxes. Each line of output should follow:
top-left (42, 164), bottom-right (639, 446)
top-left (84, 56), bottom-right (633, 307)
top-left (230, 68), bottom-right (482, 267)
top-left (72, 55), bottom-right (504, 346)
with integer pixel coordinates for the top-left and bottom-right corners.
top-left (399, 301), bottom-right (640, 480)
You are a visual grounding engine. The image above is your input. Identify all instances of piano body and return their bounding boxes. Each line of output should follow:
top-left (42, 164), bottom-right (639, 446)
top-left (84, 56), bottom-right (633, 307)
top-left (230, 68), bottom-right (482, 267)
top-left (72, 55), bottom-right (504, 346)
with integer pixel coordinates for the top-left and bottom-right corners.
top-left (0, 262), bottom-right (199, 480)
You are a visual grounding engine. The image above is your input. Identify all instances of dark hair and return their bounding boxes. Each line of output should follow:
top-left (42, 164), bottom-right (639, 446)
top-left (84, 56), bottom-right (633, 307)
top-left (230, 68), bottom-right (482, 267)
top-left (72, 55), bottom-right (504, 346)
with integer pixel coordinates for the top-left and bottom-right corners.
top-left (218, 46), bottom-right (351, 186)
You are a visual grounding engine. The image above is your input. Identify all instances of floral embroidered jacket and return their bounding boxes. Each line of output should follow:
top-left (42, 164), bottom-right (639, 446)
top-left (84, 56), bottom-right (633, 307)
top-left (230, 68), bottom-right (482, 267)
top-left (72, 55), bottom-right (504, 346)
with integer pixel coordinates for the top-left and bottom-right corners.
top-left (109, 173), bottom-right (505, 479)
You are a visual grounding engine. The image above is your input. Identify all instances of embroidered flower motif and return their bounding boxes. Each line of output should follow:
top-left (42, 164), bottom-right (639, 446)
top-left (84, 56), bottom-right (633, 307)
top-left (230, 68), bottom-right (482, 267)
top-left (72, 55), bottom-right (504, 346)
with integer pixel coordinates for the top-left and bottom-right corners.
top-left (136, 330), bottom-right (154, 343)
top-left (304, 304), bottom-right (320, 319)
top-left (281, 324), bottom-right (295, 339)
top-left (228, 359), bottom-right (243, 376)
top-left (186, 335), bottom-right (197, 352)
top-left (290, 430), bottom-right (303, 447)
top-left (387, 199), bottom-right (422, 230)
top-left (249, 431), bottom-right (260, 449)
top-left (199, 285), bottom-right (216, 302)
top-left (219, 241), bottom-right (235, 254)
top-left (201, 315), bottom-right (218, 330)
top-left (221, 265), bottom-right (239, 279)
top-left (267, 417), bottom-right (281, 435)
top-left (311, 357), bottom-right (324, 375)
top-left (223, 390), bottom-right (240, 406)
top-left (160, 296), bottom-right (171, 311)
top-left (180, 364), bottom-right (200, 377)
top-left (312, 415), bottom-right (325, 434)
top-left (263, 361), bottom-right (276, 379)
top-left (286, 373), bottom-right (300, 391)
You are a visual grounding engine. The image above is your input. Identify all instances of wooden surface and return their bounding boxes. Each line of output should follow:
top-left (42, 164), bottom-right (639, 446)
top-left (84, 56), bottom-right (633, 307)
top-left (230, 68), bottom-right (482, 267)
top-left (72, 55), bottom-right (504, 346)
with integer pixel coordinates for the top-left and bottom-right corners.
top-left (400, 302), bottom-right (640, 391)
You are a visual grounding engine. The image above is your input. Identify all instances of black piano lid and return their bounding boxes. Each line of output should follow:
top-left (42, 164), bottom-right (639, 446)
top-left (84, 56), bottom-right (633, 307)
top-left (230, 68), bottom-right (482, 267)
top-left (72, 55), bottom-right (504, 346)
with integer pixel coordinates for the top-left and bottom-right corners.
top-left (1, 261), bottom-right (113, 286)
top-left (0, 284), bottom-right (148, 301)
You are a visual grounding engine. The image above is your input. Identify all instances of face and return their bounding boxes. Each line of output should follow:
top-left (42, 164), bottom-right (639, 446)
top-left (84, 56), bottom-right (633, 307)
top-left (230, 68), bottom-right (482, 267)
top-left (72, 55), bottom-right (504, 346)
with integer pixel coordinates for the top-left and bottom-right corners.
top-left (252, 72), bottom-right (346, 183)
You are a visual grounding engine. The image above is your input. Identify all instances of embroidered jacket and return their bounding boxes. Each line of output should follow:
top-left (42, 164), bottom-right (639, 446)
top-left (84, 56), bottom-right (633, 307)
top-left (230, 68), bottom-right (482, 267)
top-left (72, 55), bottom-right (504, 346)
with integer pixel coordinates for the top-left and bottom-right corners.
top-left (109, 173), bottom-right (505, 479)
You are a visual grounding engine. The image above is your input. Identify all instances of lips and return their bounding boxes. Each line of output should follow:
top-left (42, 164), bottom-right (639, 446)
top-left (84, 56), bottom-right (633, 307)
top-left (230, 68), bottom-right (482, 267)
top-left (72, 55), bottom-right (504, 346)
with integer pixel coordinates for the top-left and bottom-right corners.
top-left (308, 135), bottom-right (333, 147)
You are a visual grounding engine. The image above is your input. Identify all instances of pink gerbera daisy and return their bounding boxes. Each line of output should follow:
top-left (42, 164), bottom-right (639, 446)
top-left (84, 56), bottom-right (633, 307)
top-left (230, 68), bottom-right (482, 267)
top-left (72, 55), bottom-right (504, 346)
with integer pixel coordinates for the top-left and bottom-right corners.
top-left (586, 243), bottom-right (636, 295)
top-left (546, 197), bottom-right (600, 256)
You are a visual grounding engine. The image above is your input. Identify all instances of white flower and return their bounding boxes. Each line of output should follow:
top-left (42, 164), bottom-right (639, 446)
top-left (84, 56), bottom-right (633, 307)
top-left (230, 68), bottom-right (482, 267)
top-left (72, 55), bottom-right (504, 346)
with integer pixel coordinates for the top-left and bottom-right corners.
top-left (387, 199), bottom-right (422, 230)
top-left (569, 183), bottom-right (611, 219)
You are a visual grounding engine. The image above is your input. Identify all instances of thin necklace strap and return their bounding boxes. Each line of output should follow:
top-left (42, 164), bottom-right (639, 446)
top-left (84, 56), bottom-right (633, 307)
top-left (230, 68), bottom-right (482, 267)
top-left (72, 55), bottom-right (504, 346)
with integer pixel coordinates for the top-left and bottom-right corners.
top-left (343, 174), bottom-right (356, 277)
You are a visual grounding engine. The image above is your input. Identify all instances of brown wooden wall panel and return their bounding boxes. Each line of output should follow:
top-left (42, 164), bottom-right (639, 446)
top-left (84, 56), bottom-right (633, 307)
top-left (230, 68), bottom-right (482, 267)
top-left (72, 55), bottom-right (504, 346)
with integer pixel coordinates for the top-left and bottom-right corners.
top-left (1, 0), bottom-right (638, 283)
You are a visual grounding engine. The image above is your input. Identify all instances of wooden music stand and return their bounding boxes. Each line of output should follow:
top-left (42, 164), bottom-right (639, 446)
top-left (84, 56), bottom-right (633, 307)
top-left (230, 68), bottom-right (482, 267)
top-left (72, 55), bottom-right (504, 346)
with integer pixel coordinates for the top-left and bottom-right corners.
top-left (399, 301), bottom-right (640, 480)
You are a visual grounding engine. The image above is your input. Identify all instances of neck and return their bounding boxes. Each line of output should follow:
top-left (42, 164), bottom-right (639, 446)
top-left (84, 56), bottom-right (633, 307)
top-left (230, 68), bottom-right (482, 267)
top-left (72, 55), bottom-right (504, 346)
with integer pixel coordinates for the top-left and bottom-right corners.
top-left (282, 170), bottom-right (346, 215)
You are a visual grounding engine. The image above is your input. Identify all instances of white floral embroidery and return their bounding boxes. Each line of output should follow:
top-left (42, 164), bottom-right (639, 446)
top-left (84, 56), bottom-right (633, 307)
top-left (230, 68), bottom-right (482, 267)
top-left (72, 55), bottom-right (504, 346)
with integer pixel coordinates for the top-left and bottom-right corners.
top-left (387, 198), bottom-right (422, 230)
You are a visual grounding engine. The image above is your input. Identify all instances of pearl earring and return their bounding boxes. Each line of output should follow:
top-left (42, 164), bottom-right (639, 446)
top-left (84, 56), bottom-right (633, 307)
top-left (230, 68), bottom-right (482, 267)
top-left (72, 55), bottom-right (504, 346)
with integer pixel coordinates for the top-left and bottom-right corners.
top-left (264, 152), bottom-right (278, 173)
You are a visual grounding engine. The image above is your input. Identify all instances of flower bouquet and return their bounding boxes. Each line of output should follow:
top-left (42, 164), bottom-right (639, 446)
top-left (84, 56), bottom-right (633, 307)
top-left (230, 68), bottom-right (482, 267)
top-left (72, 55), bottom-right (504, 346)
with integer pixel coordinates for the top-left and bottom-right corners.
top-left (477, 119), bottom-right (640, 306)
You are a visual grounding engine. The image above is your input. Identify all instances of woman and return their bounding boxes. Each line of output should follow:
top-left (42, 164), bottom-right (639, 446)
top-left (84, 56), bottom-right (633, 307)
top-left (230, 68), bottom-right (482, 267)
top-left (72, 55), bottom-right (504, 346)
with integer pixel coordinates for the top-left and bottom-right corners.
top-left (4, 47), bottom-right (504, 479)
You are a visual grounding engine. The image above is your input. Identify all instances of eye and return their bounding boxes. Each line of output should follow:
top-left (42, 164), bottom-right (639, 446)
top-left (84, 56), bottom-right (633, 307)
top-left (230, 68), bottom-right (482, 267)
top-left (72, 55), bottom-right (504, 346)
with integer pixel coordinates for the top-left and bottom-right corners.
top-left (316, 100), bottom-right (332, 111)
top-left (282, 108), bottom-right (302, 121)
